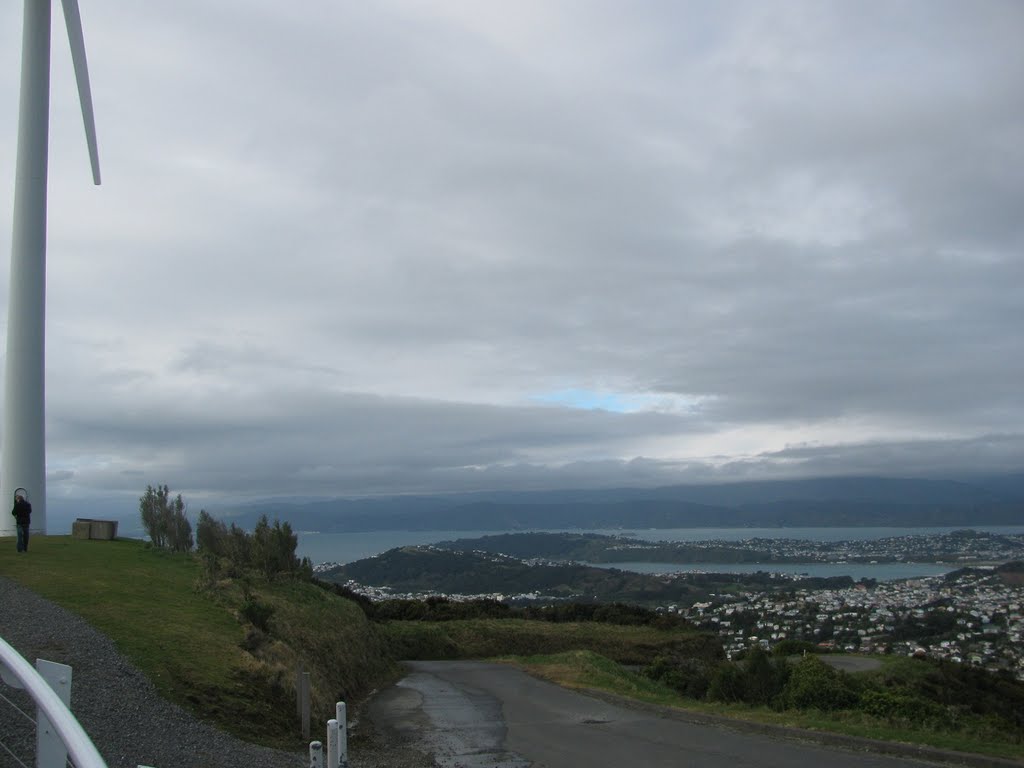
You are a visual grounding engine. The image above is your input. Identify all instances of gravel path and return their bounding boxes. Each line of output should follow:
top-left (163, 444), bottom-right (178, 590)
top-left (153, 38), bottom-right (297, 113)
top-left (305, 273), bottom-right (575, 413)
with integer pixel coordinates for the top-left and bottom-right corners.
top-left (0, 575), bottom-right (434, 768)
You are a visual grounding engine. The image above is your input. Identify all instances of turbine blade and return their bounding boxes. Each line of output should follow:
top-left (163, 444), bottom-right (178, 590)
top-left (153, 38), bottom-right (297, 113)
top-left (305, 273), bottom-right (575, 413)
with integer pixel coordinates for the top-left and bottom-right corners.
top-left (60, 0), bottom-right (101, 185)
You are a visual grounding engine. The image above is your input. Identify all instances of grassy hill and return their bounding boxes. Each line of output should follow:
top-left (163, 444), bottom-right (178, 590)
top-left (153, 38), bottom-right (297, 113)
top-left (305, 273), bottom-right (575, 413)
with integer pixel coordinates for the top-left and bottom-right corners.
top-left (0, 536), bottom-right (392, 747)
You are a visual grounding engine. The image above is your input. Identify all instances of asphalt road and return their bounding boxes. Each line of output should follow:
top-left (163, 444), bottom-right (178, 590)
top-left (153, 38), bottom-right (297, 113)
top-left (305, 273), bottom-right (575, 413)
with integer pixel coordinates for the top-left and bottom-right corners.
top-left (366, 661), bottom-right (948, 768)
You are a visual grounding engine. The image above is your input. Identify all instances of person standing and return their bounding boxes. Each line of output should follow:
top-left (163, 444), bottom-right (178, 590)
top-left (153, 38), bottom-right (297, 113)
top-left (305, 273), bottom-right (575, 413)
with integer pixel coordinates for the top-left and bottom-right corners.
top-left (12, 492), bottom-right (31, 553)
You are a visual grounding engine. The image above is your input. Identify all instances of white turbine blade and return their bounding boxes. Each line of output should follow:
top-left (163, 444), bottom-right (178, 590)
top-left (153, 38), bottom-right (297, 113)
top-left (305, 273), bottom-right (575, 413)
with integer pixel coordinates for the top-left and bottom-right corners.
top-left (60, 0), bottom-right (101, 185)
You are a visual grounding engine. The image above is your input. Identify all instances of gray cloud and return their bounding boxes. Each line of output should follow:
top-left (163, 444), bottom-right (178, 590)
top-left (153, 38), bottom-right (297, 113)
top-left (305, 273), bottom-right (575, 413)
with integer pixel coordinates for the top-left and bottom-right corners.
top-left (1, 1), bottom-right (1022, 505)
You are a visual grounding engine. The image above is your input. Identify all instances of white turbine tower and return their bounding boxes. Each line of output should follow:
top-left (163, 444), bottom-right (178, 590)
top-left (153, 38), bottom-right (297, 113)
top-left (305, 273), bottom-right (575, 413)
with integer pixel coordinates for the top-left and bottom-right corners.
top-left (1, 0), bottom-right (100, 536)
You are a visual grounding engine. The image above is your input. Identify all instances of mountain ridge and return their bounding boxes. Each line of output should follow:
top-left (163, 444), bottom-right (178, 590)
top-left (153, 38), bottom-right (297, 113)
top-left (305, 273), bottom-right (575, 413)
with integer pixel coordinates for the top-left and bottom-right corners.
top-left (211, 474), bottom-right (1024, 531)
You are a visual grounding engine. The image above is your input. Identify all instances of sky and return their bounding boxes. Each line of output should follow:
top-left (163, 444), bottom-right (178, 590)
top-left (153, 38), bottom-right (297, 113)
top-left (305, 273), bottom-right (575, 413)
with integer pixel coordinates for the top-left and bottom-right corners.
top-left (0, 0), bottom-right (1022, 511)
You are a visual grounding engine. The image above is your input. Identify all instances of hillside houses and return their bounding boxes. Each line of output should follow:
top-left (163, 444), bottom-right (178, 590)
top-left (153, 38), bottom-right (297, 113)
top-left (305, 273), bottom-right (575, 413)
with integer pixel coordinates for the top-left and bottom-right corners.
top-left (681, 567), bottom-right (1024, 677)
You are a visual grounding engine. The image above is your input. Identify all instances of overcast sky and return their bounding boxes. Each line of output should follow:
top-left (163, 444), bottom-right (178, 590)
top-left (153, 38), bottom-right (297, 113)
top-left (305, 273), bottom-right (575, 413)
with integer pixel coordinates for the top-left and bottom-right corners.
top-left (1, 0), bottom-right (1022, 508)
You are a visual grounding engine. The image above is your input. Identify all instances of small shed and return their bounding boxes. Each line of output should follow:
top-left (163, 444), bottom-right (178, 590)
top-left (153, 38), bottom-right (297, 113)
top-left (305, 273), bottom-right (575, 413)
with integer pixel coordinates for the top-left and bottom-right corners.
top-left (71, 518), bottom-right (118, 540)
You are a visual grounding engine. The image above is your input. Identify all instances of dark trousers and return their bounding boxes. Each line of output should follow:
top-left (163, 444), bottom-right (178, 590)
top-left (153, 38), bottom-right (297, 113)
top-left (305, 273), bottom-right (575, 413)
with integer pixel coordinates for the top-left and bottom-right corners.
top-left (16, 523), bottom-right (29, 552)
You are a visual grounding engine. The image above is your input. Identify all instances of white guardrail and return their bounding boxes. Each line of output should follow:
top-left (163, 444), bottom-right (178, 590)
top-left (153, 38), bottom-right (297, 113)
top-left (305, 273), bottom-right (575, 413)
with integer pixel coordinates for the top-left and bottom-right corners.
top-left (4, 632), bottom-right (349, 768)
top-left (0, 635), bottom-right (108, 768)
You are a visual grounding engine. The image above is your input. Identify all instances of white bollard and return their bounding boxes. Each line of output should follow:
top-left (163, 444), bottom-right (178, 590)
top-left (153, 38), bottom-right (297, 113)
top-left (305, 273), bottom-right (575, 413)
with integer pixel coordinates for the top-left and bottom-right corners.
top-left (336, 701), bottom-right (348, 767)
top-left (327, 719), bottom-right (339, 768)
top-left (309, 740), bottom-right (323, 768)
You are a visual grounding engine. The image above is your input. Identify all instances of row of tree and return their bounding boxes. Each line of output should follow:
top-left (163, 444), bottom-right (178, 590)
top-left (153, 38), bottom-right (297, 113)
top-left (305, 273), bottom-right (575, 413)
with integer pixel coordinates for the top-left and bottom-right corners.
top-left (138, 484), bottom-right (311, 580)
top-left (364, 596), bottom-right (690, 628)
top-left (197, 510), bottom-right (313, 580)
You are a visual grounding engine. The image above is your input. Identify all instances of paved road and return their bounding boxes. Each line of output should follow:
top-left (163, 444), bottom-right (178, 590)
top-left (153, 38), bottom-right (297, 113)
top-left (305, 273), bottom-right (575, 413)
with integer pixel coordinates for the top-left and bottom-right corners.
top-left (366, 661), bottom-right (948, 768)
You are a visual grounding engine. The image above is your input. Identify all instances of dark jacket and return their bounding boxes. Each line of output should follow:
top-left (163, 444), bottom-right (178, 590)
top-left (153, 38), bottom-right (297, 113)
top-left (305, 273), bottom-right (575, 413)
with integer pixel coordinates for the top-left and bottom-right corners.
top-left (12, 498), bottom-right (31, 525)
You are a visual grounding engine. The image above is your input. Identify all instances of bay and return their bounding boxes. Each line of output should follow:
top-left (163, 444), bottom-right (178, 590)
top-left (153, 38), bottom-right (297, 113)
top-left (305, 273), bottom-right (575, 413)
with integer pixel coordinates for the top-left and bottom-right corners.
top-left (579, 561), bottom-right (955, 581)
top-left (296, 525), bottom-right (1024, 581)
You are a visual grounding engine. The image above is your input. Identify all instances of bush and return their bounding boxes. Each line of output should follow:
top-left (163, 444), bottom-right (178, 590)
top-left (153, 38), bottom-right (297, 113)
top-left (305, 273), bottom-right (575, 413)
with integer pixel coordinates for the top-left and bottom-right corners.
top-left (196, 512), bottom-right (312, 582)
top-left (139, 484), bottom-right (193, 552)
top-left (196, 510), bottom-right (227, 557)
top-left (708, 663), bottom-right (746, 703)
top-left (779, 655), bottom-right (859, 711)
top-left (645, 655), bottom-right (713, 699)
top-left (860, 689), bottom-right (949, 728)
top-left (239, 597), bottom-right (276, 632)
top-left (772, 639), bottom-right (821, 657)
top-left (743, 646), bottom-right (790, 706)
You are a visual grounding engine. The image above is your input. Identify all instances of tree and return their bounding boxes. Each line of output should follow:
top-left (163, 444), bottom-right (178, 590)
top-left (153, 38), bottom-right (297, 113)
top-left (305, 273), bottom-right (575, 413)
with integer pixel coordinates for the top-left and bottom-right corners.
top-left (196, 509), bottom-right (228, 557)
top-left (139, 484), bottom-right (193, 552)
top-left (779, 655), bottom-right (858, 711)
top-left (743, 646), bottom-right (789, 706)
top-left (252, 514), bottom-right (301, 579)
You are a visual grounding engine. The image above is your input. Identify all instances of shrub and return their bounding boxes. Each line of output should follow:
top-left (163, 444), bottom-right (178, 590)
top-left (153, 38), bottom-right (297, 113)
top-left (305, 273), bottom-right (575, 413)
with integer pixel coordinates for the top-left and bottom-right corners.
top-left (779, 655), bottom-right (858, 711)
top-left (196, 510), bottom-right (228, 557)
top-left (196, 512), bottom-right (311, 582)
top-left (743, 646), bottom-right (790, 706)
top-left (252, 516), bottom-right (302, 580)
top-left (772, 639), bottom-right (820, 657)
top-left (139, 484), bottom-right (193, 552)
top-left (239, 597), bottom-right (276, 632)
top-left (645, 655), bottom-right (713, 699)
top-left (708, 662), bottom-right (746, 703)
top-left (860, 689), bottom-right (949, 728)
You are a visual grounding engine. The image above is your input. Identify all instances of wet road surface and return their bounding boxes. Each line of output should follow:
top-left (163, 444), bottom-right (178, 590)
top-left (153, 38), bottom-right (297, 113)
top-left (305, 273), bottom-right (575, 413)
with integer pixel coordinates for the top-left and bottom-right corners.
top-left (367, 661), bottom-right (949, 768)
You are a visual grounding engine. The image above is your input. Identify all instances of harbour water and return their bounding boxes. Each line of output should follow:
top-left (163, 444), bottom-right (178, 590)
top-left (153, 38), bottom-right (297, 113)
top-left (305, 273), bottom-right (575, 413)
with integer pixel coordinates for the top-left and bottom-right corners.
top-left (580, 560), bottom-right (955, 581)
top-left (296, 525), bottom-right (1024, 581)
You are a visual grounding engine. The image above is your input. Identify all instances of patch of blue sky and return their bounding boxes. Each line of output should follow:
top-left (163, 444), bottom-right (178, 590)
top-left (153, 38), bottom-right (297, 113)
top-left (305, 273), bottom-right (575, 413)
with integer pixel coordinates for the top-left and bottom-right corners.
top-left (534, 388), bottom-right (705, 414)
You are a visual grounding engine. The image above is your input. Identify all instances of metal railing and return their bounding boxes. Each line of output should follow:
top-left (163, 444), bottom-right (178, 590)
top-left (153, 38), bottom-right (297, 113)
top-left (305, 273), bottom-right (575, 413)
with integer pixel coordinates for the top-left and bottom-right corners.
top-left (5, 632), bottom-right (348, 768)
top-left (0, 636), bottom-right (107, 768)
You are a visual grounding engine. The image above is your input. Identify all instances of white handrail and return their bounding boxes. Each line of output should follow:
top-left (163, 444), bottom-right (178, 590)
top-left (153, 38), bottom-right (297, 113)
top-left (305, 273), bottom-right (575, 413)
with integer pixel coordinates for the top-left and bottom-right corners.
top-left (0, 636), bottom-right (108, 768)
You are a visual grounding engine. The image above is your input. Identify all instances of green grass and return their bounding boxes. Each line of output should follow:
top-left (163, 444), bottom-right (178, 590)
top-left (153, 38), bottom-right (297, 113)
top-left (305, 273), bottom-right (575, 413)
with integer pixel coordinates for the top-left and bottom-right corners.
top-left (381, 617), bottom-right (718, 665)
top-left (0, 536), bottom-right (241, 695)
top-left (0, 536), bottom-right (391, 748)
top-left (515, 650), bottom-right (683, 705)
top-left (514, 651), bottom-right (1024, 761)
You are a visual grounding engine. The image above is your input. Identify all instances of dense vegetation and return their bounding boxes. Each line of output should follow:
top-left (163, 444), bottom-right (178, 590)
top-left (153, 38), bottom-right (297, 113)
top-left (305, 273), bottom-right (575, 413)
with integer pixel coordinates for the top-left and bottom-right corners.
top-left (365, 595), bottom-right (690, 628)
top-left (636, 645), bottom-right (1024, 754)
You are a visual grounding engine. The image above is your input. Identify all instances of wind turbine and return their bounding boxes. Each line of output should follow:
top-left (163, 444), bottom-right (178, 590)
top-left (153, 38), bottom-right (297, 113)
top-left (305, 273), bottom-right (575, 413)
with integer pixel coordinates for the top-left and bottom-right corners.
top-left (1, 0), bottom-right (100, 536)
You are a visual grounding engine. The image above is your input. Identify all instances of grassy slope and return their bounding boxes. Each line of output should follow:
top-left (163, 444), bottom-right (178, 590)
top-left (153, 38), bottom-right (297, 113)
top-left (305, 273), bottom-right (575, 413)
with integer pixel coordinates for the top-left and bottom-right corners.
top-left (516, 651), bottom-right (1024, 761)
top-left (0, 536), bottom-right (391, 748)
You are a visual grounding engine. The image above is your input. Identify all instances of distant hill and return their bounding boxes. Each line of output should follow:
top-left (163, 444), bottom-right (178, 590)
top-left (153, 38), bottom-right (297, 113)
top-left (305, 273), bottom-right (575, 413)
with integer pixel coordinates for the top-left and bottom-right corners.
top-left (212, 474), bottom-right (1024, 532)
top-left (323, 545), bottom-right (854, 604)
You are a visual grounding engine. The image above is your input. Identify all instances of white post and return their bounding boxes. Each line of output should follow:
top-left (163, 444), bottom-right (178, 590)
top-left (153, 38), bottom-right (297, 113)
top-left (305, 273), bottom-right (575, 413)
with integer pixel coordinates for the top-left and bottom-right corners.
top-left (336, 701), bottom-right (348, 767)
top-left (326, 719), bottom-right (339, 768)
top-left (308, 741), bottom-right (323, 768)
top-left (36, 660), bottom-right (71, 768)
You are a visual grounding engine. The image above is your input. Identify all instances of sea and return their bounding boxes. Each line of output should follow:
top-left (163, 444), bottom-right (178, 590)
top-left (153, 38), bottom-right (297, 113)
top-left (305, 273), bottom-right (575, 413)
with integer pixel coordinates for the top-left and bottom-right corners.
top-left (295, 525), bottom-right (1024, 582)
